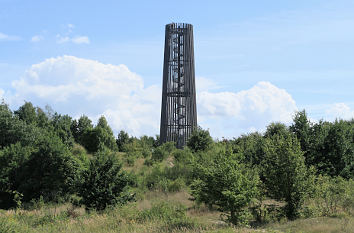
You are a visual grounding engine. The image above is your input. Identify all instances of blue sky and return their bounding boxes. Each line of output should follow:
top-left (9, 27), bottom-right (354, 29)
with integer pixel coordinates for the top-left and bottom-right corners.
top-left (1, 0), bottom-right (354, 138)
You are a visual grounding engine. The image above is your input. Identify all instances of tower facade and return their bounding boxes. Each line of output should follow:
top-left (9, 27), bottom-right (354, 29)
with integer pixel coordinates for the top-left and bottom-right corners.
top-left (160, 23), bottom-right (197, 148)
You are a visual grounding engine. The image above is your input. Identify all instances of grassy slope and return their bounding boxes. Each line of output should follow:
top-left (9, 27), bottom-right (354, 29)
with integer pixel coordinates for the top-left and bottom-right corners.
top-left (1, 196), bottom-right (353, 233)
top-left (1, 154), bottom-right (353, 233)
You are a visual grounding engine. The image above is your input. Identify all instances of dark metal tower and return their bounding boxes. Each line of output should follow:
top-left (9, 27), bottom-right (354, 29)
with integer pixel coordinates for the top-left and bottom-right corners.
top-left (160, 23), bottom-right (197, 148)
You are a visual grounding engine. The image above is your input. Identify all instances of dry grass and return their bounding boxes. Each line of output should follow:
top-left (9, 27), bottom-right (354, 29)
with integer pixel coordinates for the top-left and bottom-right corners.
top-left (1, 202), bottom-right (353, 233)
top-left (266, 216), bottom-right (354, 233)
top-left (1, 155), bottom-right (353, 233)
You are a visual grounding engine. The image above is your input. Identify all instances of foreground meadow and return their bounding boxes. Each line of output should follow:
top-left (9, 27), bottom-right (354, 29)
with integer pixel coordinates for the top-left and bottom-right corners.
top-left (1, 191), bottom-right (353, 233)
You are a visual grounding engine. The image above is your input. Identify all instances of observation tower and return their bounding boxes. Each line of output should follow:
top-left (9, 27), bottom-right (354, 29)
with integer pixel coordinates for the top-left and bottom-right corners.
top-left (159, 23), bottom-right (197, 148)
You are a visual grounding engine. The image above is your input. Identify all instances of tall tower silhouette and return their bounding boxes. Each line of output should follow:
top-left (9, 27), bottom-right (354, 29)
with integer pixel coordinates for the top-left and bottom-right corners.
top-left (160, 23), bottom-right (197, 148)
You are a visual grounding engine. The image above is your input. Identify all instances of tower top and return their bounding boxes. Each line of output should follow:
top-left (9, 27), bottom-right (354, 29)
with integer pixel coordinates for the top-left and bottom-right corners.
top-left (166, 23), bottom-right (193, 29)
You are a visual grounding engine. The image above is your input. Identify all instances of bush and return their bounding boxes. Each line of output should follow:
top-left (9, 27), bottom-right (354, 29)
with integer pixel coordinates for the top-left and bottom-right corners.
top-left (151, 146), bottom-right (169, 162)
top-left (79, 150), bottom-right (133, 211)
top-left (312, 175), bottom-right (354, 216)
top-left (261, 134), bottom-right (315, 219)
top-left (187, 127), bottom-right (213, 152)
top-left (191, 147), bottom-right (260, 225)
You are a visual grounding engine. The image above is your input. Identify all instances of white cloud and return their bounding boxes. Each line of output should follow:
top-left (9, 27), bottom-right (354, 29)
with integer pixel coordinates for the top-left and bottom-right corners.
top-left (9, 56), bottom-right (298, 138)
top-left (71, 36), bottom-right (90, 44)
top-left (326, 103), bottom-right (354, 120)
top-left (31, 35), bottom-right (44, 42)
top-left (0, 32), bottom-right (21, 41)
top-left (0, 89), bottom-right (4, 99)
top-left (56, 35), bottom-right (70, 44)
top-left (55, 24), bottom-right (90, 44)
top-left (197, 81), bottom-right (298, 138)
top-left (11, 55), bottom-right (160, 136)
top-left (56, 34), bottom-right (90, 44)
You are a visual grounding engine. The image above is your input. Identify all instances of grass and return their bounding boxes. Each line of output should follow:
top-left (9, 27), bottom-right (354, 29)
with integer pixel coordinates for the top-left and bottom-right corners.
top-left (1, 191), bottom-right (353, 233)
top-left (1, 155), bottom-right (353, 233)
top-left (267, 216), bottom-right (354, 233)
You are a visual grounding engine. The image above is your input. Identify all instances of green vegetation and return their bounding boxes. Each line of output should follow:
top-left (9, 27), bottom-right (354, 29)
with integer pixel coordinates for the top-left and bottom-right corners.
top-left (0, 101), bottom-right (353, 232)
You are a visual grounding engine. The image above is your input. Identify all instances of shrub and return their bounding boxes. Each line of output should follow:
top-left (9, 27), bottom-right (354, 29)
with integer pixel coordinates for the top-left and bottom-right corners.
top-left (79, 150), bottom-right (133, 211)
top-left (191, 147), bottom-right (260, 225)
top-left (261, 134), bottom-right (316, 219)
top-left (187, 127), bottom-right (213, 152)
top-left (151, 146), bottom-right (169, 162)
top-left (312, 175), bottom-right (354, 216)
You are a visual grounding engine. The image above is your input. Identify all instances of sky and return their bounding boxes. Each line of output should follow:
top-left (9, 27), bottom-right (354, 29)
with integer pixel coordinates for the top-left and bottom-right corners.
top-left (1, 0), bottom-right (354, 139)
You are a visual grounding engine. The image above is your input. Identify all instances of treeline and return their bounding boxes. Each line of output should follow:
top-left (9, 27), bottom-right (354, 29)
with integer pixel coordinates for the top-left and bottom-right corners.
top-left (0, 101), bottom-right (353, 226)
top-left (0, 101), bottom-right (142, 210)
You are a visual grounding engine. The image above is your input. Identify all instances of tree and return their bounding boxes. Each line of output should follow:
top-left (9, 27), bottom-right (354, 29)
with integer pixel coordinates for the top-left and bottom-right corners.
top-left (79, 116), bottom-right (117, 153)
top-left (322, 120), bottom-right (354, 178)
top-left (71, 115), bottom-right (93, 144)
top-left (116, 130), bottom-right (130, 152)
top-left (187, 127), bottom-right (213, 152)
top-left (261, 133), bottom-right (315, 219)
top-left (16, 133), bottom-right (82, 202)
top-left (191, 147), bottom-right (260, 225)
top-left (79, 150), bottom-right (133, 211)
top-left (14, 102), bottom-right (37, 125)
top-left (232, 132), bottom-right (264, 166)
top-left (0, 102), bottom-right (41, 149)
top-left (0, 133), bottom-right (84, 206)
top-left (0, 143), bottom-right (33, 208)
top-left (290, 110), bottom-right (311, 153)
top-left (51, 113), bottom-right (75, 146)
top-left (305, 119), bottom-right (354, 178)
top-left (264, 122), bottom-right (289, 138)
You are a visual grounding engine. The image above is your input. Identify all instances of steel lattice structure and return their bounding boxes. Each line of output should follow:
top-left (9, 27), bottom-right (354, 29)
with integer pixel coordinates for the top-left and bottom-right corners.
top-left (160, 23), bottom-right (197, 148)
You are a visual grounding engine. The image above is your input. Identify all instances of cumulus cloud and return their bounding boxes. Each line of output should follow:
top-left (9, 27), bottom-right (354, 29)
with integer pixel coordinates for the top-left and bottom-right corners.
top-left (0, 32), bottom-right (21, 41)
top-left (9, 56), bottom-right (298, 138)
top-left (325, 103), bottom-right (354, 120)
top-left (197, 81), bottom-right (298, 138)
top-left (12, 55), bottom-right (160, 136)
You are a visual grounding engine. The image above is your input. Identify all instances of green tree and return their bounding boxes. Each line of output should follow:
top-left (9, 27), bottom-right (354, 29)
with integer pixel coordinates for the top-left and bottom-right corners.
top-left (290, 110), bottom-right (311, 154)
top-left (0, 143), bottom-right (33, 208)
top-left (187, 127), bottom-right (213, 152)
top-left (261, 133), bottom-right (315, 219)
top-left (264, 122), bottom-right (289, 138)
top-left (14, 102), bottom-right (37, 125)
top-left (191, 147), bottom-right (259, 225)
top-left (232, 132), bottom-right (264, 166)
top-left (71, 115), bottom-right (93, 144)
top-left (16, 133), bottom-right (82, 202)
top-left (35, 107), bottom-right (50, 128)
top-left (323, 120), bottom-right (354, 178)
top-left (0, 102), bottom-right (41, 149)
top-left (306, 120), bottom-right (354, 178)
top-left (79, 116), bottom-right (117, 153)
top-left (0, 133), bottom-right (84, 206)
top-left (116, 130), bottom-right (130, 151)
top-left (51, 113), bottom-right (75, 146)
top-left (79, 150), bottom-right (133, 211)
